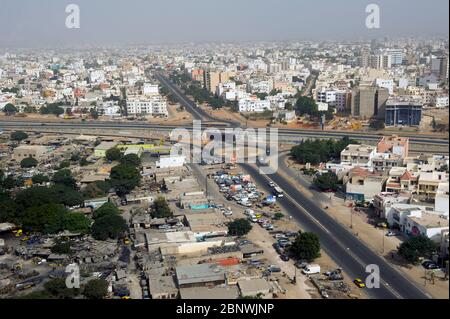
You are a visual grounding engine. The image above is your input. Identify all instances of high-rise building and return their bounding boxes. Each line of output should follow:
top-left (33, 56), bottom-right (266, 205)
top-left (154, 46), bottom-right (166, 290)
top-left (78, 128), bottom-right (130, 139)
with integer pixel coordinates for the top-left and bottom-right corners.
top-left (351, 85), bottom-right (389, 119)
top-left (203, 70), bottom-right (235, 94)
top-left (386, 49), bottom-right (404, 65)
top-left (203, 70), bottom-right (222, 94)
top-left (431, 56), bottom-right (449, 82)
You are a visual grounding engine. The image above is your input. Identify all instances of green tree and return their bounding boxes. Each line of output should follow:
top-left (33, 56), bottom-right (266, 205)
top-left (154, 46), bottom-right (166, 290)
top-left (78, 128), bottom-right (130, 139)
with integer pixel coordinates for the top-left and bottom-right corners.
top-left (10, 131), bottom-right (28, 141)
top-left (59, 160), bottom-right (71, 169)
top-left (50, 238), bottom-right (73, 255)
top-left (32, 174), bottom-right (49, 184)
top-left (79, 158), bottom-right (89, 166)
top-left (20, 157), bottom-right (38, 168)
top-left (83, 279), bottom-right (109, 299)
top-left (290, 232), bottom-right (321, 262)
top-left (17, 291), bottom-right (52, 299)
top-left (21, 204), bottom-right (66, 234)
top-left (110, 164), bottom-right (140, 196)
top-left (3, 103), bottom-right (18, 115)
top-left (49, 184), bottom-right (84, 207)
top-left (93, 202), bottom-right (120, 220)
top-left (398, 236), bottom-right (438, 264)
top-left (228, 219), bottom-right (252, 237)
top-left (63, 212), bottom-right (91, 234)
top-left (52, 169), bottom-right (77, 189)
top-left (291, 137), bottom-right (357, 165)
top-left (120, 154), bottom-right (141, 167)
top-left (83, 182), bottom-right (106, 199)
top-left (151, 197), bottom-right (173, 218)
top-left (0, 192), bottom-right (18, 223)
top-left (105, 147), bottom-right (122, 162)
top-left (90, 109), bottom-right (99, 120)
top-left (91, 213), bottom-right (127, 241)
top-left (295, 96), bottom-right (318, 116)
top-left (44, 278), bottom-right (79, 299)
top-left (314, 172), bottom-right (339, 192)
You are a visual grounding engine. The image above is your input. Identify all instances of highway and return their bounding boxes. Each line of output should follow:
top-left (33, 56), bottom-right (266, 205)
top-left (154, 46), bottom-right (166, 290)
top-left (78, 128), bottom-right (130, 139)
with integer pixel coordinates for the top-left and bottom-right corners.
top-left (0, 120), bottom-right (448, 147)
top-left (240, 163), bottom-right (431, 299)
top-left (155, 73), bottom-right (240, 127)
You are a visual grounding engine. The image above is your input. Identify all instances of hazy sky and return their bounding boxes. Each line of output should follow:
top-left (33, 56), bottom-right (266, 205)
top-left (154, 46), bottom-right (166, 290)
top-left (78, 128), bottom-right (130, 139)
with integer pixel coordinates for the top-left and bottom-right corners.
top-left (0, 0), bottom-right (448, 47)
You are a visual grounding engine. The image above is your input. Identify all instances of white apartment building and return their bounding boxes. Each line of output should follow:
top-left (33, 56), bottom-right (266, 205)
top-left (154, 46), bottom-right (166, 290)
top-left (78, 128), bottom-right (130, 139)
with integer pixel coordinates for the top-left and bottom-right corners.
top-left (375, 79), bottom-right (394, 95)
top-left (238, 98), bottom-right (271, 113)
top-left (248, 79), bottom-right (273, 94)
top-left (89, 70), bottom-right (106, 84)
top-left (143, 83), bottom-right (159, 96)
top-left (127, 96), bottom-right (168, 117)
top-left (434, 95), bottom-right (449, 108)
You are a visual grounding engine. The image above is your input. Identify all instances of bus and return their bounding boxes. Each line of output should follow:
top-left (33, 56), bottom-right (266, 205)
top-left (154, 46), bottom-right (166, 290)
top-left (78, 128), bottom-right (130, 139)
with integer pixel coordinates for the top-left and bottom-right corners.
top-left (273, 187), bottom-right (284, 198)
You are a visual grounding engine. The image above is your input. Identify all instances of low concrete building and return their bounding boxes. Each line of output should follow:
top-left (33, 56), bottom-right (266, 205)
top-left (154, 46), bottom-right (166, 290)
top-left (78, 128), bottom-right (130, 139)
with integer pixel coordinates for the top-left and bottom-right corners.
top-left (405, 212), bottom-right (449, 243)
top-left (237, 278), bottom-right (272, 298)
top-left (343, 167), bottom-right (386, 202)
top-left (13, 145), bottom-right (48, 161)
top-left (175, 264), bottom-right (226, 288)
top-left (149, 276), bottom-right (178, 299)
top-left (180, 286), bottom-right (239, 299)
top-left (340, 144), bottom-right (376, 166)
top-left (94, 141), bottom-right (118, 158)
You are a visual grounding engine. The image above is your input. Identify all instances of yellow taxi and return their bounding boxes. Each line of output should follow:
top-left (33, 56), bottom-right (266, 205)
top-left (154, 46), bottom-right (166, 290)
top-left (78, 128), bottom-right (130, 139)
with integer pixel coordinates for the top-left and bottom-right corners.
top-left (354, 278), bottom-right (366, 288)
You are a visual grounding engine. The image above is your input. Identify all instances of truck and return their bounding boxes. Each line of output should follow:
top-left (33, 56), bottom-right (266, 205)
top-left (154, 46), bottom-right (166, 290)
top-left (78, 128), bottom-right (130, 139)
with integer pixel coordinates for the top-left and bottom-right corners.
top-left (302, 264), bottom-right (321, 275)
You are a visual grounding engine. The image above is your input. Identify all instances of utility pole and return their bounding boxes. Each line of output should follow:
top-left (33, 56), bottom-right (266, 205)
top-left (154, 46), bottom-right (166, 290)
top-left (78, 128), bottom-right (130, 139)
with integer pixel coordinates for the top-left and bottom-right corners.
top-left (350, 206), bottom-right (353, 229)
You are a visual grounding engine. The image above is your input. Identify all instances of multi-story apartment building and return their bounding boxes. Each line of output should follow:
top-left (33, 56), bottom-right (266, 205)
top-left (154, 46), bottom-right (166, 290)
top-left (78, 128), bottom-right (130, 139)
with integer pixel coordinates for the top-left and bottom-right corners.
top-left (126, 96), bottom-right (168, 117)
top-left (238, 97), bottom-right (271, 113)
top-left (418, 171), bottom-right (449, 199)
top-left (340, 144), bottom-right (377, 166)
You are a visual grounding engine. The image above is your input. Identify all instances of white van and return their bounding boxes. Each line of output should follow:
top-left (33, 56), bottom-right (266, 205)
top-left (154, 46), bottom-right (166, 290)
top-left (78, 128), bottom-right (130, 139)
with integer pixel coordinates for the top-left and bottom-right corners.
top-left (302, 264), bottom-right (321, 275)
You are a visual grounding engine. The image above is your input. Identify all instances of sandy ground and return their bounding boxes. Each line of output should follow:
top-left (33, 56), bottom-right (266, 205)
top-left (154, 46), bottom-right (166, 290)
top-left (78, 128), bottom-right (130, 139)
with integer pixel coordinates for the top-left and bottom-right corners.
top-left (283, 157), bottom-right (449, 299)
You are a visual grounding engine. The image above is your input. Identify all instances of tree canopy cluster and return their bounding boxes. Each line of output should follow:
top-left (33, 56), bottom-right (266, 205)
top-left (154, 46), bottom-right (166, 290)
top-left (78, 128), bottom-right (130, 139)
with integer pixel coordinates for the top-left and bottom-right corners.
top-left (398, 236), bottom-right (437, 264)
top-left (151, 197), bottom-right (173, 218)
top-left (40, 102), bottom-right (65, 116)
top-left (314, 172), bottom-right (339, 192)
top-left (91, 202), bottom-right (127, 241)
top-left (295, 96), bottom-right (334, 120)
top-left (290, 137), bottom-right (358, 165)
top-left (228, 219), bottom-right (252, 237)
top-left (290, 232), bottom-right (321, 262)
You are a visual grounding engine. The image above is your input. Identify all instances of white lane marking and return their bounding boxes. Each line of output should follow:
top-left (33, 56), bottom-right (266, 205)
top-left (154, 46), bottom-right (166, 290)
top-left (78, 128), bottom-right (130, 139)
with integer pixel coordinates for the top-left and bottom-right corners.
top-left (247, 165), bottom-right (411, 299)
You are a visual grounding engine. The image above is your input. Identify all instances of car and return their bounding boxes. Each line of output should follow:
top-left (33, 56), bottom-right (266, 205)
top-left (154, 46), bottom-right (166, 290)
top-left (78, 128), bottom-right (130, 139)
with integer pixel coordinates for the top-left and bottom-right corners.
top-left (422, 261), bottom-right (440, 270)
top-left (354, 278), bottom-right (366, 288)
top-left (268, 265), bottom-right (281, 273)
top-left (386, 231), bottom-right (397, 237)
top-left (280, 254), bottom-right (290, 262)
top-left (223, 210), bottom-right (233, 217)
top-left (268, 182), bottom-right (275, 188)
top-left (295, 261), bottom-right (308, 269)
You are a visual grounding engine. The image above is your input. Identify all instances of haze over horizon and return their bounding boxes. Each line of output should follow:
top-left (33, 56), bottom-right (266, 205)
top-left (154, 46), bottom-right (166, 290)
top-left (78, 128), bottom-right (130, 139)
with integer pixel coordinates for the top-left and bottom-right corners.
top-left (0, 0), bottom-right (448, 48)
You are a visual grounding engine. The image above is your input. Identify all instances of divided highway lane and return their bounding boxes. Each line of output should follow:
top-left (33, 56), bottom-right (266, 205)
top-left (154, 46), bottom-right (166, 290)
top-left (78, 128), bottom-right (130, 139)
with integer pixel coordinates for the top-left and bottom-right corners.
top-left (240, 163), bottom-right (431, 299)
top-left (0, 120), bottom-right (448, 147)
top-left (155, 73), bottom-right (240, 127)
